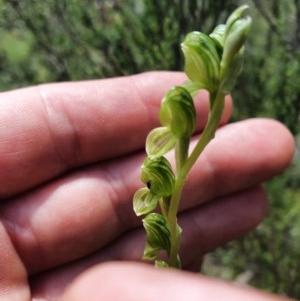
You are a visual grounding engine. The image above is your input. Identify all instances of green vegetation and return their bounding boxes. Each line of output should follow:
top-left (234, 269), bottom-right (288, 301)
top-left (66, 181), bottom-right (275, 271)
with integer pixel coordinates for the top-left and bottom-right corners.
top-left (0, 0), bottom-right (299, 298)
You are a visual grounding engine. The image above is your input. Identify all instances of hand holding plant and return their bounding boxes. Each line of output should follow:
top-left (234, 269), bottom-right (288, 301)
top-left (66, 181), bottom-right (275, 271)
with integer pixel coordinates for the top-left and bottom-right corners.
top-left (133, 5), bottom-right (252, 268)
top-left (0, 26), bottom-right (294, 301)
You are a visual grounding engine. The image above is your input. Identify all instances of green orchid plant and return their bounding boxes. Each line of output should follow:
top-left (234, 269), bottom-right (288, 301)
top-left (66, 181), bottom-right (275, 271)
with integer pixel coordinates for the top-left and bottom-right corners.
top-left (133, 5), bottom-right (252, 268)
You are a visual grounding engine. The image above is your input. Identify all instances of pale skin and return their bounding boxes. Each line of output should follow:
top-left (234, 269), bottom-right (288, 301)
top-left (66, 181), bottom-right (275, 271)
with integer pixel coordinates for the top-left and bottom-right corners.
top-left (0, 72), bottom-right (295, 301)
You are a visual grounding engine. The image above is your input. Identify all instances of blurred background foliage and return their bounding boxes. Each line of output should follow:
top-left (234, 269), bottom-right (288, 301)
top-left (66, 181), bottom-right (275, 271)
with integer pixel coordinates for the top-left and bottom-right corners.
top-left (0, 0), bottom-right (299, 298)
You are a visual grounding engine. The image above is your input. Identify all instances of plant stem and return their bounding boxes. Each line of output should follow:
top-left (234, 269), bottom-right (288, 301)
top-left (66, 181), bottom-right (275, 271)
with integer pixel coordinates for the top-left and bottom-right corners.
top-left (167, 169), bottom-right (186, 268)
top-left (167, 137), bottom-right (189, 267)
top-left (175, 137), bottom-right (190, 171)
top-left (183, 90), bottom-right (225, 175)
top-left (166, 89), bottom-right (225, 268)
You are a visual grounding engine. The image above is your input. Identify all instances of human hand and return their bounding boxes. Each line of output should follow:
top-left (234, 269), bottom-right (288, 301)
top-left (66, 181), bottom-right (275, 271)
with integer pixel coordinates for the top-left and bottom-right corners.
top-left (0, 72), bottom-right (294, 300)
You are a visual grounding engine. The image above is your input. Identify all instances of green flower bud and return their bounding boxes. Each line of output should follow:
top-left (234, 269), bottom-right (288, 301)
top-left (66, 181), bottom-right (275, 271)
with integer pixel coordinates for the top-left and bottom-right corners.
top-left (141, 156), bottom-right (175, 197)
top-left (146, 127), bottom-right (177, 157)
top-left (220, 49), bottom-right (244, 94)
top-left (181, 31), bottom-right (221, 92)
top-left (133, 187), bottom-right (160, 216)
top-left (159, 86), bottom-right (196, 138)
top-left (209, 24), bottom-right (226, 47)
top-left (220, 5), bottom-right (251, 79)
top-left (142, 213), bottom-right (171, 260)
top-left (224, 5), bottom-right (250, 40)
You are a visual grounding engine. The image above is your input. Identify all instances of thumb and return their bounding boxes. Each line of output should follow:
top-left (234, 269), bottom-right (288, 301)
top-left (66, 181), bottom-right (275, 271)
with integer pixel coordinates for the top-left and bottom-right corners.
top-left (61, 262), bottom-right (292, 301)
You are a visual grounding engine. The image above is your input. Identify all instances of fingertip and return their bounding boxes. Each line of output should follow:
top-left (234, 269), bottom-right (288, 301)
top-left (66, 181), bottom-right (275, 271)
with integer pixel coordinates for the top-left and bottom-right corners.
top-left (61, 262), bottom-right (142, 301)
top-left (212, 118), bottom-right (295, 185)
top-left (265, 119), bottom-right (295, 167)
top-left (242, 118), bottom-right (295, 174)
top-left (62, 262), bottom-right (288, 301)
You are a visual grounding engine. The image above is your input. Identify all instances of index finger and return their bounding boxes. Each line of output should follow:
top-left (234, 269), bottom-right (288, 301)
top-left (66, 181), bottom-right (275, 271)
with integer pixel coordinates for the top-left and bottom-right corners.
top-left (0, 72), bottom-right (232, 198)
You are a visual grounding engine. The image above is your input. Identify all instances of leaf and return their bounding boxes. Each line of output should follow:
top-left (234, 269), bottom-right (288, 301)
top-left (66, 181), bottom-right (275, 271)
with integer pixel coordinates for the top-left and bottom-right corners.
top-left (146, 127), bottom-right (177, 157)
top-left (133, 187), bottom-right (160, 216)
top-left (142, 213), bottom-right (171, 260)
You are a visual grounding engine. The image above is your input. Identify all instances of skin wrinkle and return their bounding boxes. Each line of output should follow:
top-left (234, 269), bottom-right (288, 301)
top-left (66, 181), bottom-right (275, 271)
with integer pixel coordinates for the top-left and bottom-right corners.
top-left (178, 209), bottom-right (207, 268)
top-left (28, 175), bottom-right (116, 274)
top-left (0, 73), bottom-right (232, 199)
top-left (3, 192), bottom-right (46, 275)
top-left (0, 73), bottom-right (294, 301)
top-left (129, 73), bottom-right (164, 129)
top-left (30, 190), bottom-right (266, 301)
top-left (0, 90), bottom-right (65, 198)
top-left (21, 147), bottom-right (293, 298)
top-left (0, 221), bottom-right (30, 301)
top-left (0, 118), bottom-right (290, 276)
top-left (29, 235), bottom-right (123, 301)
top-left (182, 188), bottom-right (268, 257)
top-left (103, 75), bottom-right (164, 154)
top-left (83, 76), bottom-right (147, 159)
top-left (38, 75), bottom-right (161, 165)
top-left (36, 84), bottom-right (83, 171)
top-left (101, 160), bottom-right (139, 231)
top-left (0, 161), bottom-right (141, 276)
top-left (0, 196), bottom-right (50, 275)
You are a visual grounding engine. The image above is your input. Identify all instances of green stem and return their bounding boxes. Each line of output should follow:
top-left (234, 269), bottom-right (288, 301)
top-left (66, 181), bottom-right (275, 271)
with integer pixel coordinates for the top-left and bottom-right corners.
top-left (167, 170), bottom-right (186, 268)
top-left (166, 89), bottom-right (225, 268)
top-left (167, 137), bottom-right (189, 267)
top-left (183, 90), bottom-right (225, 175)
top-left (159, 196), bottom-right (170, 217)
top-left (175, 137), bottom-right (190, 171)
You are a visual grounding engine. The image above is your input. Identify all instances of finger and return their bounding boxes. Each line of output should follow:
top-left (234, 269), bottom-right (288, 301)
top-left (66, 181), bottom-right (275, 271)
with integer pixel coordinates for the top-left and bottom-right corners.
top-left (0, 119), bottom-right (293, 275)
top-left (86, 186), bottom-right (268, 268)
top-left (61, 262), bottom-right (291, 301)
top-left (30, 186), bottom-right (267, 300)
top-left (181, 118), bottom-right (295, 210)
top-left (0, 223), bottom-right (29, 301)
top-left (87, 186), bottom-right (268, 266)
top-left (0, 72), bottom-right (232, 198)
top-left (179, 186), bottom-right (268, 269)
